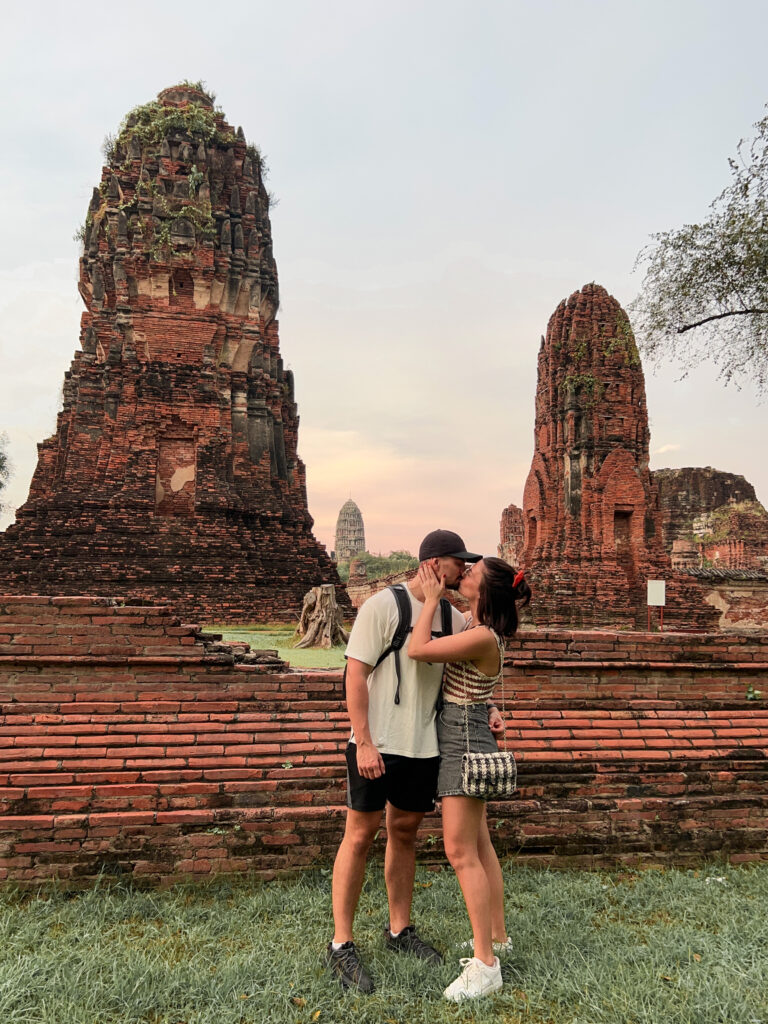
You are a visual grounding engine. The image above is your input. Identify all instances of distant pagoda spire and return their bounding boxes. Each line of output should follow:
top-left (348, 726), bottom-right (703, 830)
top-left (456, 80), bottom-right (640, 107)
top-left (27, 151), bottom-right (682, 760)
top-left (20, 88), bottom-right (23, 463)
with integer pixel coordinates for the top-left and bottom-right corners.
top-left (335, 499), bottom-right (366, 561)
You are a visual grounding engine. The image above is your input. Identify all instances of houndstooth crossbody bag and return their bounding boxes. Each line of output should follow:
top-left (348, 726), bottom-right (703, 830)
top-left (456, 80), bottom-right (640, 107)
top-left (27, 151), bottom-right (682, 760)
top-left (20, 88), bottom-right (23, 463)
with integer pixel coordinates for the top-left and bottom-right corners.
top-left (460, 641), bottom-right (517, 799)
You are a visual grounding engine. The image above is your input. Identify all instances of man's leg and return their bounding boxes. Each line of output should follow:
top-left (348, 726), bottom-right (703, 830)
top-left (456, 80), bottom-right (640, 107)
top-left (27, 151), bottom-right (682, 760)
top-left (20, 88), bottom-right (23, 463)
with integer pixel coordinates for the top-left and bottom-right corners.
top-left (383, 804), bottom-right (423, 934)
top-left (331, 808), bottom-right (382, 943)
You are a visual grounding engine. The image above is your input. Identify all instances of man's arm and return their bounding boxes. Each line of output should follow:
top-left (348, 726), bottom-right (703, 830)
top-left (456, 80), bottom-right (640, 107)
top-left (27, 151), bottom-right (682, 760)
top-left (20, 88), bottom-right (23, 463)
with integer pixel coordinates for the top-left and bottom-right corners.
top-left (346, 657), bottom-right (386, 779)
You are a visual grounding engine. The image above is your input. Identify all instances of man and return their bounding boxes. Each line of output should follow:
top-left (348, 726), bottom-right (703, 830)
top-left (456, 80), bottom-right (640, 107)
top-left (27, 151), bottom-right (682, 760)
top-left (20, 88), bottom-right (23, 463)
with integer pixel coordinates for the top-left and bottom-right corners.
top-left (326, 529), bottom-right (483, 993)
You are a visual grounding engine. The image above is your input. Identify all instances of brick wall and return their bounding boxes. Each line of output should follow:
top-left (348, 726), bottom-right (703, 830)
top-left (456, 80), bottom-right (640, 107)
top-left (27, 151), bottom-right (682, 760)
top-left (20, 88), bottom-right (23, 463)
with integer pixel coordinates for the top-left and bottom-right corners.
top-left (1, 596), bottom-right (767, 886)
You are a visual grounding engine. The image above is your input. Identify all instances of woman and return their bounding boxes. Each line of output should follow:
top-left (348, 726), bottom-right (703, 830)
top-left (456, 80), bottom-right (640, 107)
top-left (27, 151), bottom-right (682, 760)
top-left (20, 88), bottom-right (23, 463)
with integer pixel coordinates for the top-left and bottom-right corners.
top-left (408, 556), bottom-right (531, 1002)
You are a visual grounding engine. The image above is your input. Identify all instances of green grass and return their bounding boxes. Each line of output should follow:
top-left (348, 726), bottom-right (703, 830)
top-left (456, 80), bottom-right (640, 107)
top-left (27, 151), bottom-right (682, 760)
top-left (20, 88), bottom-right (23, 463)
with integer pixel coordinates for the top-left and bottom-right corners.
top-left (1, 862), bottom-right (767, 1023)
top-left (213, 625), bottom-right (346, 670)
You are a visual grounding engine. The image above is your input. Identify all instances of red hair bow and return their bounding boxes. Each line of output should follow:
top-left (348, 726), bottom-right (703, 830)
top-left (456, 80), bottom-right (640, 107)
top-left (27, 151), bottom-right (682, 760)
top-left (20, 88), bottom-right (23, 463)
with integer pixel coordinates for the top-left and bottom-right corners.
top-left (513, 570), bottom-right (526, 589)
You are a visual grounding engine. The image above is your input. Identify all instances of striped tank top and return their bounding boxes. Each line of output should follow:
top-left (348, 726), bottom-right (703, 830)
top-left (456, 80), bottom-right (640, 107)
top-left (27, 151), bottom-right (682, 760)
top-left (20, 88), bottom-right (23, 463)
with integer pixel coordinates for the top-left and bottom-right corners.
top-left (442, 628), bottom-right (505, 705)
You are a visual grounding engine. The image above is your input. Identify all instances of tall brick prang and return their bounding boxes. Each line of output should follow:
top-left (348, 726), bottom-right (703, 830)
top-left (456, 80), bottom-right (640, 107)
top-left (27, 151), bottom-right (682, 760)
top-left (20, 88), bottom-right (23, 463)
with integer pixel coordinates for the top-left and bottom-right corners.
top-left (519, 284), bottom-right (716, 629)
top-left (0, 85), bottom-right (347, 622)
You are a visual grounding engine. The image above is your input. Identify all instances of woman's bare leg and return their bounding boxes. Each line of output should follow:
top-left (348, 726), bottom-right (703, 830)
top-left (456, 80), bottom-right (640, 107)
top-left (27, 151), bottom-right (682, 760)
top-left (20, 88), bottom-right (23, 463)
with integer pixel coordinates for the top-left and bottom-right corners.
top-left (442, 795), bottom-right (494, 965)
top-left (477, 809), bottom-right (508, 942)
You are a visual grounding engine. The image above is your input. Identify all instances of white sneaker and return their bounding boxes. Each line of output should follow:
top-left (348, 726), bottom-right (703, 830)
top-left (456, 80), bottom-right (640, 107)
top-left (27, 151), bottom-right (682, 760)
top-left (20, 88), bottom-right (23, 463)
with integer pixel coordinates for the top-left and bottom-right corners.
top-left (443, 956), bottom-right (502, 1002)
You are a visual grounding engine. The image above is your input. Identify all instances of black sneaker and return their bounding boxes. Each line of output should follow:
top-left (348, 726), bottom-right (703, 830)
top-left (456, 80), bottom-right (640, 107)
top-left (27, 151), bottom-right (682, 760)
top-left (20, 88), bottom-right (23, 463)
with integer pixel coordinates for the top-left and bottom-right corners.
top-left (384, 924), bottom-right (443, 964)
top-left (326, 941), bottom-right (375, 993)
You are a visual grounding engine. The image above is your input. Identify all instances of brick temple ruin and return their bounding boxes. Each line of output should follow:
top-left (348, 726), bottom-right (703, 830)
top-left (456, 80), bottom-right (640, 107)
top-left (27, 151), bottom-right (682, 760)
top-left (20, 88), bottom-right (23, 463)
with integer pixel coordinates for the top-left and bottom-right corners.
top-left (334, 499), bottom-right (365, 562)
top-left (0, 85), bottom-right (345, 622)
top-left (654, 467), bottom-right (758, 556)
top-left (506, 283), bottom-right (768, 630)
top-left (1, 97), bottom-right (767, 885)
top-left (654, 467), bottom-right (768, 572)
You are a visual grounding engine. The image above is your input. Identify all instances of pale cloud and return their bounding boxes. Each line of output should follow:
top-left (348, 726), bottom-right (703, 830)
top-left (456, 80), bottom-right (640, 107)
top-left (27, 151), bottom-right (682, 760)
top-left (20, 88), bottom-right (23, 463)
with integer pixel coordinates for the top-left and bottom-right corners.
top-left (653, 443), bottom-right (683, 455)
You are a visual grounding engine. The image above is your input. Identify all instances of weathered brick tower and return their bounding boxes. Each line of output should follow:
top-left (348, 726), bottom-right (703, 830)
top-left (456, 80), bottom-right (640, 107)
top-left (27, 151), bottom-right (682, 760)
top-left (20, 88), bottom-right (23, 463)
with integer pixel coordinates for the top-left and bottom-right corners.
top-left (0, 85), bottom-right (347, 621)
top-left (334, 499), bottom-right (365, 562)
top-left (520, 283), bottom-right (711, 628)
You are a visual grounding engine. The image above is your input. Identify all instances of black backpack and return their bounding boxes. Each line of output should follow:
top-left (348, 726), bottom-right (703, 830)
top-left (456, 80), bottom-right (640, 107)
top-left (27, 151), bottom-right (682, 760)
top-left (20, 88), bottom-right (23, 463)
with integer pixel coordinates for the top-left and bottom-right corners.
top-left (343, 583), bottom-right (454, 705)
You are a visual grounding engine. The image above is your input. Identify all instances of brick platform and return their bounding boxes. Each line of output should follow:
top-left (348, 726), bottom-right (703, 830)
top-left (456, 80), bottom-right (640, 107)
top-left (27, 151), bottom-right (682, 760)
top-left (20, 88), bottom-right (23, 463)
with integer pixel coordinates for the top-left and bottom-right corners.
top-left (0, 597), bottom-right (767, 885)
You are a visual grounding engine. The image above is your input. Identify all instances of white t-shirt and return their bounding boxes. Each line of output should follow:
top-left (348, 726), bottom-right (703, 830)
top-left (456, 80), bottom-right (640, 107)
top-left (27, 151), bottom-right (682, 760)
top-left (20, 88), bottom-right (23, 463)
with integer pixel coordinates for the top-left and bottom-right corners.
top-left (345, 586), bottom-right (467, 758)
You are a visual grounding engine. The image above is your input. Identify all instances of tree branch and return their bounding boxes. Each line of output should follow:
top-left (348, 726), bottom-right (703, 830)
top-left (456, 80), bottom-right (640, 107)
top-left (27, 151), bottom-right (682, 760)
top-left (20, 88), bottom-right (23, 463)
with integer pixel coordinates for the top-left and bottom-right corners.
top-left (677, 309), bottom-right (768, 334)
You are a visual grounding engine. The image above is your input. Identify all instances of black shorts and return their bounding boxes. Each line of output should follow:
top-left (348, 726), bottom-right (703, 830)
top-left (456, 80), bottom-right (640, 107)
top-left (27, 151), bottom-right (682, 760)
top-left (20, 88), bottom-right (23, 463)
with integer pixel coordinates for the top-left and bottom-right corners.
top-left (345, 742), bottom-right (440, 813)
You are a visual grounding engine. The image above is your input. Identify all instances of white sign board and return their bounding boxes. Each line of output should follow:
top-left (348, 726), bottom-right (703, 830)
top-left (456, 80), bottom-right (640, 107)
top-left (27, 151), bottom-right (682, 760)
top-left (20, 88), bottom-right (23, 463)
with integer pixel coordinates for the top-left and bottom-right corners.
top-left (647, 580), bottom-right (666, 607)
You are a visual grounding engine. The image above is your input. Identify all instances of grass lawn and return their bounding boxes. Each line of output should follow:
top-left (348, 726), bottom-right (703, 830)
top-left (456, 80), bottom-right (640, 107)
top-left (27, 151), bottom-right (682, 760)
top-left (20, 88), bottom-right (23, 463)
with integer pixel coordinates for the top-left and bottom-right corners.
top-left (1, 862), bottom-right (767, 1023)
top-left (214, 625), bottom-right (346, 670)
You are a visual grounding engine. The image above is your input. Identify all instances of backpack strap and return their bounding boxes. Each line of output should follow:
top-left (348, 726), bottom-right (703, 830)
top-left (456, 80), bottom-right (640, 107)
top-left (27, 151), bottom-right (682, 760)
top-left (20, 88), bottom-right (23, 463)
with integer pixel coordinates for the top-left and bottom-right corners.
top-left (374, 584), bottom-right (412, 705)
top-left (440, 596), bottom-right (452, 642)
top-left (383, 586), bottom-right (455, 706)
top-left (344, 584), bottom-right (455, 707)
top-left (342, 584), bottom-right (410, 700)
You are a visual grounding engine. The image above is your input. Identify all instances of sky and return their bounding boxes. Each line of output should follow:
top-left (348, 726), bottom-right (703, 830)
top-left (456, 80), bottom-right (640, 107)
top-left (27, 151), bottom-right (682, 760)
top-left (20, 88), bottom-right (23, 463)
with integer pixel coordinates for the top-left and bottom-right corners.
top-left (1, 0), bottom-right (767, 558)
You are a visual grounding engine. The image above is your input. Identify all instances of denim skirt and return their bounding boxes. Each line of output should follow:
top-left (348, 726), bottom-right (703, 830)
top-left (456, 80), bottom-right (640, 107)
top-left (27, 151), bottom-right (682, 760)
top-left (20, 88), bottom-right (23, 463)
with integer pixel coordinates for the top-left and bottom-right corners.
top-left (436, 701), bottom-right (499, 799)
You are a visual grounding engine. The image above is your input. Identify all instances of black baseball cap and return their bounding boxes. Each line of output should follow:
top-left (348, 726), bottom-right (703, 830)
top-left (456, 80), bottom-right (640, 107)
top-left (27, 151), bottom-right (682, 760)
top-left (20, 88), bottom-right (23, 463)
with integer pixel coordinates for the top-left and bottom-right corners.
top-left (418, 529), bottom-right (482, 563)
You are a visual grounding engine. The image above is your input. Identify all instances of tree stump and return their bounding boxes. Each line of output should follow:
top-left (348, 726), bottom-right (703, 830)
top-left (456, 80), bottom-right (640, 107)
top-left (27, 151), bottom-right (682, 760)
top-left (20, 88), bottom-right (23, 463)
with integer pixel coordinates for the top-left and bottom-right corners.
top-left (295, 584), bottom-right (350, 649)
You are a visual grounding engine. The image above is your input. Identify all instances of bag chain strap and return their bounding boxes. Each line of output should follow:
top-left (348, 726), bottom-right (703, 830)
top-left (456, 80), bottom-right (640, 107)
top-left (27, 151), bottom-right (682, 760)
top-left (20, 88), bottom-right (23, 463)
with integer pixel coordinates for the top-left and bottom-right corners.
top-left (462, 630), bottom-right (506, 755)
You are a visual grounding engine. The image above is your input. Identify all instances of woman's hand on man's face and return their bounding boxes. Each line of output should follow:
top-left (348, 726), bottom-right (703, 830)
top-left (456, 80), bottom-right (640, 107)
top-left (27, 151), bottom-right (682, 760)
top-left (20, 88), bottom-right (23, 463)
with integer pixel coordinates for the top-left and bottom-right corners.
top-left (418, 561), bottom-right (446, 601)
